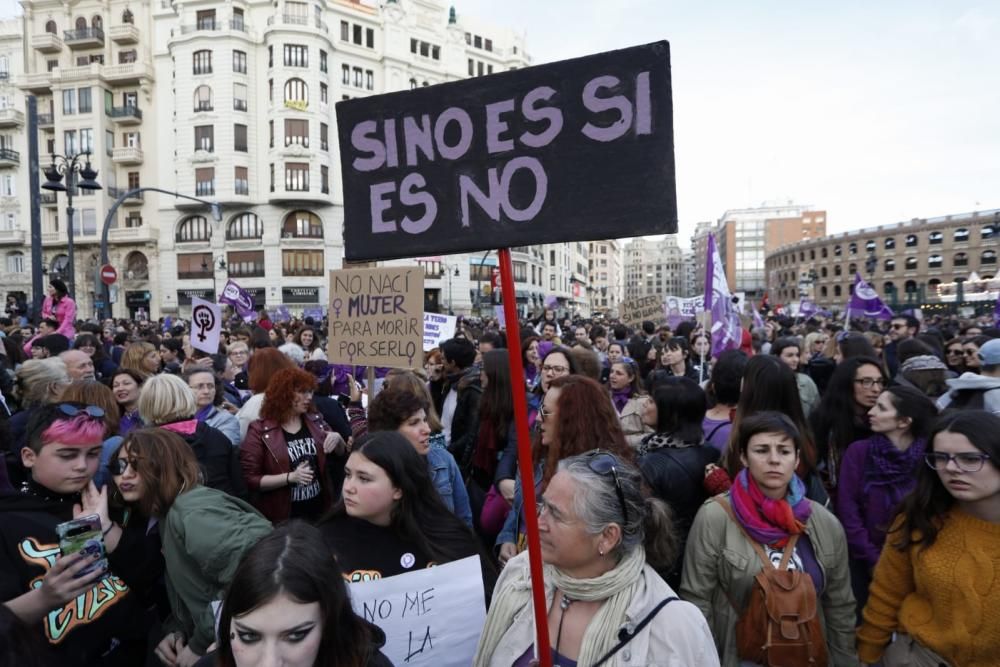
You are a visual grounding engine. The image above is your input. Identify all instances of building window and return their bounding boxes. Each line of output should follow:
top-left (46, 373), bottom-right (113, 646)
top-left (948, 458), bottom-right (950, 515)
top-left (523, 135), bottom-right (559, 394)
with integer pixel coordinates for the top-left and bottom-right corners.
top-left (233, 50), bottom-right (247, 74)
top-left (226, 212), bottom-right (261, 239)
top-left (340, 21), bottom-right (349, 41)
top-left (341, 64), bottom-right (349, 85)
top-left (284, 44), bottom-right (307, 68)
top-left (320, 83), bottom-right (328, 105)
top-left (321, 165), bottom-right (329, 194)
top-left (884, 258), bottom-right (895, 271)
top-left (193, 50), bottom-right (212, 75)
top-left (45, 20), bottom-right (57, 34)
top-left (905, 234), bottom-right (918, 247)
top-left (982, 224), bottom-right (996, 239)
top-left (78, 87), bottom-right (92, 113)
top-left (833, 245), bottom-right (841, 256)
top-left (284, 162), bottom-right (309, 191)
top-left (366, 28), bottom-right (374, 48)
top-left (269, 121), bottom-right (274, 148)
top-left (954, 252), bottom-right (968, 267)
top-left (352, 67), bottom-right (362, 88)
top-left (64, 130), bottom-right (77, 154)
top-left (474, 35), bottom-right (482, 49)
top-left (284, 119), bottom-right (309, 147)
top-left (176, 215), bottom-right (211, 242)
top-left (63, 89), bottom-right (75, 115)
top-left (6, 251), bottom-right (24, 273)
top-left (195, 168), bottom-right (215, 196)
top-left (954, 227), bottom-right (969, 242)
top-left (282, 249), bottom-right (324, 277)
top-left (834, 285), bottom-right (842, 297)
top-left (320, 123), bottom-right (328, 151)
top-left (928, 254), bottom-right (943, 269)
top-left (268, 46), bottom-right (273, 68)
top-left (284, 78), bottom-right (308, 107)
top-left (196, 9), bottom-right (216, 30)
top-left (983, 249), bottom-right (998, 265)
top-left (233, 83), bottom-right (248, 111)
top-left (834, 265), bottom-right (842, 277)
top-left (929, 231), bottom-right (943, 244)
top-left (234, 124), bottom-right (248, 152)
top-left (319, 50), bottom-right (327, 73)
top-left (232, 8), bottom-right (244, 30)
top-left (227, 251), bottom-right (265, 278)
top-left (905, 257), bottom-right (918, 270)
top-left (884, 237), bottom-right (895, 249)
top-left (269, 163), bottom-right (274, 192)
top-left (821, 247), bottom-right (828, 258)
top-left (194, 125), bottom-right (214, 152)
top-left (353, 24), bottom-right (362, 45)
top-left (79, 128), bottom-right (93, 153)
top-left (365, 70), bottom-right (373, 90)
top-left (177, 253), bottom-right (213, 279)
top-left (193, 85), bottom-right (212, 111)
top-left (282, 210), bottom-right (323, 238)
top-left (865, 240), bottom-right (876, 252)
top-left (848, 242), bottom-right (857, 255)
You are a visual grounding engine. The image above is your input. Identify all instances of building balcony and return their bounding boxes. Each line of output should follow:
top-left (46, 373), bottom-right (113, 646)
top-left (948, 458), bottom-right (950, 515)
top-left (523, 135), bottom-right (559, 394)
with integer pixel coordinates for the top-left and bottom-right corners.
top-left (0, 229), bottom-right (25, 244)
top-left (40, 193), bottom-right (57, 207)
top-left (108, 225), bottom-right (154, 244)
top-left (64, 28), bottom-right (105, 50)
top-left (0, 149), bottom-right (19, 167)
top-left (112, 146), bottom-right (143, 165)
top-left (32, 32), bottom-right (63, 53)
top-left (0, 109), bottom-right (24, 128)
top-left (20, 72), bottom-right (52, 94)
top-left (107, 106), bottom-right (143, 124)
top-left (54, 63), bottom-right (102, 84)
top-left (41, 231), bottom-right (61, 244)
top-left (101, 61), bottom-right (154, 87)
top-left (109, 24), bottom-right (140, 44)
top-left (108, 187), bottom-right (144, 205)
top-left (38, 113), bottom-right (54, 128)
top-left (0, 272), bottom-right (30, 285)
top-left (268, 185), bottom-right (328, 205)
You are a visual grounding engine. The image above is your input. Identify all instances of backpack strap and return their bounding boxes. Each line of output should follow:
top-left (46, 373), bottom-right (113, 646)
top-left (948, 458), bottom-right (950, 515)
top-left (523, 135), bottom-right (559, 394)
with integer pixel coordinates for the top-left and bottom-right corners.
top-left (592, 597), bottom-right (678, 667)
top-left (705, 420), bottom-right (730, 442)
top-left (713, 497), bottom-right (799, 570)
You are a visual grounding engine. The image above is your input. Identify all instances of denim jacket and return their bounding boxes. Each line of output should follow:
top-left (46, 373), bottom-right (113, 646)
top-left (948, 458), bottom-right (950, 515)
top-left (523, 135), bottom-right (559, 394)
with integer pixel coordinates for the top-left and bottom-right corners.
top-left (426, 447), bottom-right (473, 527)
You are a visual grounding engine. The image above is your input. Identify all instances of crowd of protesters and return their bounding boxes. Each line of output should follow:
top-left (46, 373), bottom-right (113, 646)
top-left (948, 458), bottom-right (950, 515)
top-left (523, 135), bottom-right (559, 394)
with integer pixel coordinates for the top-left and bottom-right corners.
top-left (0, 278), bottom-right (998, 666)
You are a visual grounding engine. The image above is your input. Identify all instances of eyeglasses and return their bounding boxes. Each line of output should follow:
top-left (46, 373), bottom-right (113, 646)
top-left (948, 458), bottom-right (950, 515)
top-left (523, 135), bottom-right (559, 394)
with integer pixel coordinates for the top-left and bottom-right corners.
top-left (854, 378), bottom-right (885, 389)
top-left (58, 403), bottom-right (105, 419)
top-left (538, 405), bottom-right (553, 422)
top-left (946, 348), bottom-right (964, 356)
top-left (963, 349), bottom-right (979, 357)
top-left (924, 452), bottom-right (991, 473)
top-left (584, 450), bottom-right (630, 528)
top-left (542, 364), bottom-right (568, 374)
top-left (109, 458), bottom-right (139, 476)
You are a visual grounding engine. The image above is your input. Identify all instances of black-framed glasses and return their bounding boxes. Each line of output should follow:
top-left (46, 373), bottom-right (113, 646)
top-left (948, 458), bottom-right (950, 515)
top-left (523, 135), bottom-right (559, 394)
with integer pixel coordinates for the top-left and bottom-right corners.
top-left (109, 458), bottom-right (138, 476)
top-left (924, 452), bottom-right (992, 473)
top-left (584, 450), bottom-right (629, 527)
top-left (854, 377), bottom-right (885, 389)
top-left (58, 403), bottom-right (105, 419)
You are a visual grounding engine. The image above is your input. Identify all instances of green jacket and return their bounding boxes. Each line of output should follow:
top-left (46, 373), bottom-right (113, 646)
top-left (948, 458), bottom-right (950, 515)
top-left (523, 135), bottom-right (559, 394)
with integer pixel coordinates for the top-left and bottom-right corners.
top-left (679, 494), bottom-right (860, 667)
top-left (161, 486), bottom-right (272, 654)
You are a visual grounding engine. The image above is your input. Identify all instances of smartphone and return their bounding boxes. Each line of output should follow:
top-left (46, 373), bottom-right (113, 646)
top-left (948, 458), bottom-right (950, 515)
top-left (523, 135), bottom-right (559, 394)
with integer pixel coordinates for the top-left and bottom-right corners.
top-left (336, 393), bottom-right (351, 408)
top-left (56, 515), bottom-right (107, 579)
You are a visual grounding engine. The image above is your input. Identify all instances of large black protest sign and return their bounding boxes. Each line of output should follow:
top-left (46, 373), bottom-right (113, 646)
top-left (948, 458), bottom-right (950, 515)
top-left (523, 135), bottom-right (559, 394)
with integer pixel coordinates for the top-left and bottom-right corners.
top-left (337, 41), bottom-right (676, 261)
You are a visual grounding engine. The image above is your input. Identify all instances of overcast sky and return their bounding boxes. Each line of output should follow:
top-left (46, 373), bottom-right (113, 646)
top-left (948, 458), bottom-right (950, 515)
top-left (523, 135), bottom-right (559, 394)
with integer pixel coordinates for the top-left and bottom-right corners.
top-left (3, 1), bottom-right (996, 246)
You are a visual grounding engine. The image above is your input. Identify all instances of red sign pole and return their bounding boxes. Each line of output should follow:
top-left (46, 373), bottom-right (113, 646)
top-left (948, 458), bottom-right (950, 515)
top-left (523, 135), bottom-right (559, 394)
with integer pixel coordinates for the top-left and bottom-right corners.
top-left (497, 247), bottom-right (552, 667)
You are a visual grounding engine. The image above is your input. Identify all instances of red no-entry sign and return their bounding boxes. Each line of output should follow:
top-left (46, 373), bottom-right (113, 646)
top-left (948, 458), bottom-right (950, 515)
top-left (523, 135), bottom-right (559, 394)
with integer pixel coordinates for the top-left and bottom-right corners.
top-left (100, 264), bottom-right (117, 286)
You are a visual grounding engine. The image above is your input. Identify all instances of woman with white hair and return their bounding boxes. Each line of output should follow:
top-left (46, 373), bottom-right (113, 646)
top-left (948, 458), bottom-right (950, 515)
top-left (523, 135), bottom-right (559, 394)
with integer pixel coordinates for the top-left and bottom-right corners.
top-left (474, 450), bottom-right (719, 666)
top-left (8, 357), bottom-right (70, 452)
top-left (138, 373), bottom-right (245, 497)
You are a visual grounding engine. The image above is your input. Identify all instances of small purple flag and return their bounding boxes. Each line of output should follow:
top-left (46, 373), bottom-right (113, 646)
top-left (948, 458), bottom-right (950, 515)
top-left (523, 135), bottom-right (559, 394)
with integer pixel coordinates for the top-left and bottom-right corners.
top-left (219, 279), bottom-right (256, 321)
top-left (799, 298), bottom-right (818, 317)
top-left (275, 304), bottom-right (291, 323)
top-left (846, 274), bottom-right (894, 320)
top-left (704, 234), bottom-right (742, 358)
top-left (750, 300), bottom-right (765, 330)
top-left (543, 294), bottom-right (558, 310)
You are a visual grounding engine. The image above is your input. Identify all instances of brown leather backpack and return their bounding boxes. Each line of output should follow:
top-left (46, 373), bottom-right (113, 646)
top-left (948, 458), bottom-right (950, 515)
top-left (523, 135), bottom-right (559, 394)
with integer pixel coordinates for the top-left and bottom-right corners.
top-left (716, 497), bottom-right (828, 667)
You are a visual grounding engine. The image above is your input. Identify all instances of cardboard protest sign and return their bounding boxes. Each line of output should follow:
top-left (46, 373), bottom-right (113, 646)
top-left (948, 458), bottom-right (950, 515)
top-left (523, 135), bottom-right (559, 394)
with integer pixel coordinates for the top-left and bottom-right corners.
top-left (619, 295), bottom-right (665, 326)
top-left (337, 41), bottom-right (676, 261)
top-left (189, 298), bottom-right (221, 354)
top-left (423, 313), bottom-right (457, 351)
top-left (348, 555), bottom-right (486, 667)
top-left (665, 295), bottom-right (704, 328)
top-left (328, 267), bottom-right (424, 367)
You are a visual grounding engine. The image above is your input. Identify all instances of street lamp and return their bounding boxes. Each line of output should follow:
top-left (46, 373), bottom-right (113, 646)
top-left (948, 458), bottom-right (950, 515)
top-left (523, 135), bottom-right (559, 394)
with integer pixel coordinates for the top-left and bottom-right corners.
top-left (444, 264), bottom-right (460, 315)
top-left (201, 255), bottom-right (227, 300)
top-left (41, 152), bottom-right (102, 299)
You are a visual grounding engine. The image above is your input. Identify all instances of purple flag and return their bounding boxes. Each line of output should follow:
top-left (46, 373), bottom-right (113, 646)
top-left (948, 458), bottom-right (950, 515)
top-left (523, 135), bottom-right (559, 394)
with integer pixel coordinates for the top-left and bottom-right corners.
top-left (543, 294), bottom-right (558, 310)
top-left (799, 298), bottom-right (818, 317)
top-left (846, 274), bottom-right (894, 320)
top-left (704, 234), bottom-right (742, 357)
top-left (995, 291), bottom-right (1000, 328)
top-left (219, 279), bottom-right (256, 321)
top-left (750, 300), bottom-right (765, 330)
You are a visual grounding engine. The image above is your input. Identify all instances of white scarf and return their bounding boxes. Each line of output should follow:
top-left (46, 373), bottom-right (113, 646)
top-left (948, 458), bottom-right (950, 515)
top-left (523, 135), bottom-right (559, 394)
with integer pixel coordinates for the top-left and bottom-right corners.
top-left (474, 546), bottom-right (645, 666)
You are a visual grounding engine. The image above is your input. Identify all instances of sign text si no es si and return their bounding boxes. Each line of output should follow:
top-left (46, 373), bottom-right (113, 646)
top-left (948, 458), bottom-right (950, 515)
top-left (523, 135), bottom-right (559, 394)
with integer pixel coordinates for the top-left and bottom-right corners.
top-left (337, 41), bottom-right (676, 261)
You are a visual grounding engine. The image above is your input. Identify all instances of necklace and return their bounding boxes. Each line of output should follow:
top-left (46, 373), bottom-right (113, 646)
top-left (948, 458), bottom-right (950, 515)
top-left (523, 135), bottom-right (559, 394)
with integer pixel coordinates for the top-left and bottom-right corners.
top-left (554, 593), bottom-right (575, 659)
top-left (20, 478), bottom-right (79, 505)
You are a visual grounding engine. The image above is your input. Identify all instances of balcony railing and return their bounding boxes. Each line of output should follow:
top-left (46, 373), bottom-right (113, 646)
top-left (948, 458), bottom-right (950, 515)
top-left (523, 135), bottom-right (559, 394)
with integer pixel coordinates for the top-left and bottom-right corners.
top-left (0, 149), bottom-right (20, 164)
top-left (107, 105), bottom-right (142, 121)
top-left (37, 113), bottom-right (54, 126)
top-left (178, 270), bottom-right (213, 280)
top-left (64, 27), bottom-right (105, 44)
top-left (107, 187), bottom-right (144, 201)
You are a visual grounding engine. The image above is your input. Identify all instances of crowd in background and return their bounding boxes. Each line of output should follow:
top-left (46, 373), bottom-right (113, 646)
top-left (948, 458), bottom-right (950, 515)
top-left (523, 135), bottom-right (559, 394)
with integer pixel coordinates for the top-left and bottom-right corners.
top-left (0, 277), bottom-right (998, 666)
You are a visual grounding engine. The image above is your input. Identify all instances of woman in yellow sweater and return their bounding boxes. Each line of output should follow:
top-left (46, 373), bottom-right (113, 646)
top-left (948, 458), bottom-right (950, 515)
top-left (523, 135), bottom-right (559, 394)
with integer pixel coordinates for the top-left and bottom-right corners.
top-left (858, 411), bottom-right (1000, 667)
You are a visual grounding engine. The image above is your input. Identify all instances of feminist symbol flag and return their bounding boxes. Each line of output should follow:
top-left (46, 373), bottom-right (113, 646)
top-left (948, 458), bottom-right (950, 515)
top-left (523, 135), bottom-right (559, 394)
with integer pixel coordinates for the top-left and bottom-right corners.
top-left (846, 274), bottom-right (894, 320)
top-left (704, 234), bottom-right (742, 357)
top-left (219, 279), bottom-right (256, 321)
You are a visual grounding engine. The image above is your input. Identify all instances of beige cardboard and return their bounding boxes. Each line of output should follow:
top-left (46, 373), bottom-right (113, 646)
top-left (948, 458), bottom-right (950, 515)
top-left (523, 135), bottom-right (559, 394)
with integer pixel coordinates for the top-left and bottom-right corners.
top-left (619, 295), bottom-right (665, 326)
top-left (328, 266), bottom-right (424, 368)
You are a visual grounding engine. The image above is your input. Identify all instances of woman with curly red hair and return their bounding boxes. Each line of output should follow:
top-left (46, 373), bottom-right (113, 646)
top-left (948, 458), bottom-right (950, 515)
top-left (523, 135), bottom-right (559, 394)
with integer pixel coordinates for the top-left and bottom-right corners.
top-left (240, 368), bottom-right (347, 522)
top-left (496, 374), bottom-right (634, 565)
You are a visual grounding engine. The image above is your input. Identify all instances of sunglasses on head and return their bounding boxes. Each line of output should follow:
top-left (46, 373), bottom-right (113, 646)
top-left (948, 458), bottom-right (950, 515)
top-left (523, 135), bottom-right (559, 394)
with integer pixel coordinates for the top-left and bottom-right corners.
top-left (583, 450), bottom-right (630, 528)
top-left (58, 403), bottom-right (105, 419)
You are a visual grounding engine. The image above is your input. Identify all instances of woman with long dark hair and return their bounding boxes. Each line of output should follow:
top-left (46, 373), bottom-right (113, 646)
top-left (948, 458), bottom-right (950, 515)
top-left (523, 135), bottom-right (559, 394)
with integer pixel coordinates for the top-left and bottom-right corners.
top-left (609, 358), bottom-right (652, 448)
top-left (318, 432), bottom-right (493, 588)
top-left (857, 411), bottom-right (1000, 666)
top-left (810, 356), bottom-right (886, 494)
top-left (217, 522), bottom-right (391, 667)
top-left (835, 385), bottom-right (937, 612)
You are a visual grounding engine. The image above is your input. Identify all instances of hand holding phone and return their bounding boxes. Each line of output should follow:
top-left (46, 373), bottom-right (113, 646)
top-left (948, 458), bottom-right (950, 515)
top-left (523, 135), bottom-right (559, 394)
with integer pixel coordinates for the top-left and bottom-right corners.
top-left (56, 515), bottom-right (107, 579)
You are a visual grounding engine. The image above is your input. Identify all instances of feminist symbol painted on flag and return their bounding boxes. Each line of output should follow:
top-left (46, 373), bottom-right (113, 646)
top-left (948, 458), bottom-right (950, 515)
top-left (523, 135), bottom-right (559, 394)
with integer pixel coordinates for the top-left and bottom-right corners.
top-left (193, 305), bottom-right (216, 342)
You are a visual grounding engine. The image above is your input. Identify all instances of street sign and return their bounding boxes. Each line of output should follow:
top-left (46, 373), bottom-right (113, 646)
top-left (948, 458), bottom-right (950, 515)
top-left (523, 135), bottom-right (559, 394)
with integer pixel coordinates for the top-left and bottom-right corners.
top-left (100, 264), bottom-right (118, 286)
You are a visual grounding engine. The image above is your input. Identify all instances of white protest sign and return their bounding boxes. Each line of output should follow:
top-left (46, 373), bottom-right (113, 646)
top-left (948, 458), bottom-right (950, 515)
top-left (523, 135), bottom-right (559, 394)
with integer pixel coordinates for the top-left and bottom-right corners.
top-left (664, 295), bottom-right (704, 328)
top-left (423, 313), bottom-right (457, 351)
top-left (348, 555), bottom-right (485, 667)
top-left (493, 305), bottom-right (506, 330)
top-left (189, 297), bottom-right (222, 354)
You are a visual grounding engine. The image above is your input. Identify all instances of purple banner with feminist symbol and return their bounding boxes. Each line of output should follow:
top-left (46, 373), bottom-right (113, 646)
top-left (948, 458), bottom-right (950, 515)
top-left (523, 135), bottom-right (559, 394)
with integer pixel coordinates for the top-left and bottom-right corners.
top-left (219, 279), bottom-right (256, 321)
top-left (846, 274), bottom-right (894, 320)
top-left (704, 234), bottom-right (742, 357)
